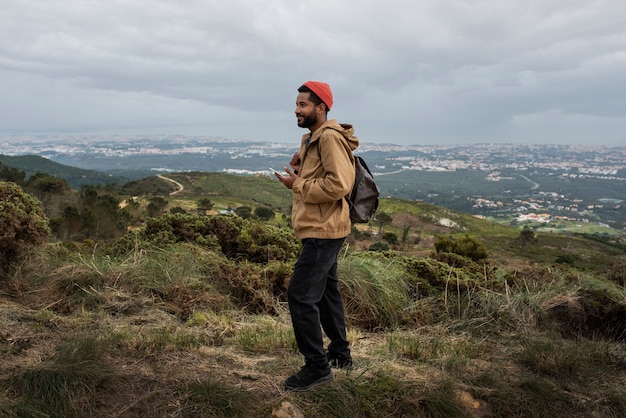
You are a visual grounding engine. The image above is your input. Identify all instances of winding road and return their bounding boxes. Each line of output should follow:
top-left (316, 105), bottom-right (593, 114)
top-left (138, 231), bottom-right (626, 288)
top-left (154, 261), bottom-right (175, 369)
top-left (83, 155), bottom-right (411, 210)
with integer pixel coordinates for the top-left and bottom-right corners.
top-left (157, 174), bottom-right (184, 195)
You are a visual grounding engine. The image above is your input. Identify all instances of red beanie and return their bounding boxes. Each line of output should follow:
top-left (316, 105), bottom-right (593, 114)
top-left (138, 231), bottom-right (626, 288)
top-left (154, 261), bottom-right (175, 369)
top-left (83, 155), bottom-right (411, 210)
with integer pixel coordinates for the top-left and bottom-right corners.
top-left (302, 80), bottom-right (333, 111)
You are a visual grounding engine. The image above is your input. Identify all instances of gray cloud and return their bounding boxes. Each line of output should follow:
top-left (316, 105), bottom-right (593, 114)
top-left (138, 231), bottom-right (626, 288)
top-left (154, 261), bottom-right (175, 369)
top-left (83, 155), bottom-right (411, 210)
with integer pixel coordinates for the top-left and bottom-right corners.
top-left (1, 0), bottom-right (625, 145)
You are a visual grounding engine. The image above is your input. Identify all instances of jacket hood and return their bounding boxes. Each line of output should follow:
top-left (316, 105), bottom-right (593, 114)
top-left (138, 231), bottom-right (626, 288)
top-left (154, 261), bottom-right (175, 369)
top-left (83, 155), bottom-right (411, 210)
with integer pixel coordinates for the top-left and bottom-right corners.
top-left (312, 119), bottom-right (359, 152)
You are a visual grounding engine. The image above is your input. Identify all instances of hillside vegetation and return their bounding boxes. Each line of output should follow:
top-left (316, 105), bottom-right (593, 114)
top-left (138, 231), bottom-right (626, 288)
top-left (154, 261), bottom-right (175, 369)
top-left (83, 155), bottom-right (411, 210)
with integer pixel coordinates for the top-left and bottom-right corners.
top-left (1, 173), bottom-right (625, 417)
top-left (0, 155), bottom-right (126, 189)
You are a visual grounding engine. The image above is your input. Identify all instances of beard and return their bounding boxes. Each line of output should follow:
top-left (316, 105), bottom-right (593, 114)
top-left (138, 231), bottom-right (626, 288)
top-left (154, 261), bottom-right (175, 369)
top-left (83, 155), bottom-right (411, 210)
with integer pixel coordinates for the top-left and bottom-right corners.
top-left (297, 112), bottom-right (317, 129)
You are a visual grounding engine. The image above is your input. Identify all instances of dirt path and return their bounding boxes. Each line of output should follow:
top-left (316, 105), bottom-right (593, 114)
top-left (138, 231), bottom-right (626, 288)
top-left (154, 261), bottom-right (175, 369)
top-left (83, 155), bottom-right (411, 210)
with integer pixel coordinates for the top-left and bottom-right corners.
top-left (157, 174), bottom-right (184, 195)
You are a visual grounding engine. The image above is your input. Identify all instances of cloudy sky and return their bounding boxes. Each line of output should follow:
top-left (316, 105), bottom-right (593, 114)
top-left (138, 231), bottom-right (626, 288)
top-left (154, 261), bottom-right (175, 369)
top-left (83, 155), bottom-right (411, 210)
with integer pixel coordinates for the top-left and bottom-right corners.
top-left (1, 0), bottom-right (625, 146)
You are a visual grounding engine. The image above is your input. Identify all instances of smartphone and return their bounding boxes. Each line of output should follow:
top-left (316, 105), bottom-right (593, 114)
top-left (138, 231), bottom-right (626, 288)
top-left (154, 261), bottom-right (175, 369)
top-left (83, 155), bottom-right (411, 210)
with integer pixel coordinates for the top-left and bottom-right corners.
top-left (269, 167), bottom-right (286, 176)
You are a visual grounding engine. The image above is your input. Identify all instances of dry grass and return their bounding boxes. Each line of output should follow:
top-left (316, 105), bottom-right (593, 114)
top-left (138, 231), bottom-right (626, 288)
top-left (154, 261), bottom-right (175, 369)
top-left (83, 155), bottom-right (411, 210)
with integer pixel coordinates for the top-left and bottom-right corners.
top-left (1, 241), bottom-right (625, 417)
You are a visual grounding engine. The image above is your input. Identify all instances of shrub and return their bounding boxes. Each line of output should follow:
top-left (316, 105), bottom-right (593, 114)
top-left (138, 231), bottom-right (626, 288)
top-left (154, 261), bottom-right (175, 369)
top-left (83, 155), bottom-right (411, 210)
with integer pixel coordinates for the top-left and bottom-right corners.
top-left (434, 234), bottom-right (488, 262)
top-left (399, 255), bottom-right (498, 299)
top-left (141, 213), bottom-right (300, 262)
top-left (0, 181), bottom-right (50, 274)
top-left (555, 254), bottom-right (576, 266)
top-left (234, 205), bottom-right (252, 219)
top-left (382, 232), bottom-right (398, 245)
top-left (254, 206), bottom-right (274, 221)
top-left (607, 260), bottom-right (626, 287)
top-left (146, 196), bottom-right (167, 217)
top-left (515, 226), bottom-right (537, 253)
top-left (368, 241), bottom-right (389, 252)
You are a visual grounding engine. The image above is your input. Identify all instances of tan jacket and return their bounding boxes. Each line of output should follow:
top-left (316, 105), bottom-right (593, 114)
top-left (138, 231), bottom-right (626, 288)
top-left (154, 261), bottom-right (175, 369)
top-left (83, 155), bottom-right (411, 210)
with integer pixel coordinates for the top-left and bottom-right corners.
top-left (291, 119), bottom-right (359, 240)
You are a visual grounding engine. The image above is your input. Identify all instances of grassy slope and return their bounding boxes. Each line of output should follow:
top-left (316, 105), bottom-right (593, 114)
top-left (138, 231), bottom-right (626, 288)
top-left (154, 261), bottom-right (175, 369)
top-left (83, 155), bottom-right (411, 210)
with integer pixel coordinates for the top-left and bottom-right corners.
top-left (1, 171), bottom-right (625, 417)
top-left (0, 154), bottom-right (127, 188)
top-left (167, 171), bottom-right (293, 212)
top-left (150, 172), bottom-right (624, 267)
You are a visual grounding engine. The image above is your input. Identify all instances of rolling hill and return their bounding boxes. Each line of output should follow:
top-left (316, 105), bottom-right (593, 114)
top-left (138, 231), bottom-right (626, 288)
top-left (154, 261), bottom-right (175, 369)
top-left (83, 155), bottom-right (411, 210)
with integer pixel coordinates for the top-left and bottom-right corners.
top-left (0, 154), bottom-right (127, 188)
top-left (1, 167), bottom-right (625, 417)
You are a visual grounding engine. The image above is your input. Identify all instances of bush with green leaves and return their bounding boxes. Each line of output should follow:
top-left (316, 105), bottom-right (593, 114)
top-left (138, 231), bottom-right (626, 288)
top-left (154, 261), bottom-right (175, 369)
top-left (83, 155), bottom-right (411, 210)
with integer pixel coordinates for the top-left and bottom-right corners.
top-left (398, 254), bottom-right (497, 293)
top-left (368, 241), bottom-right (390, 252)
top-left (382, 232), bottom-right (398, 245)
top-left (254, 206), bottom-right (274, 221)
top-left (138, 213), bottom-right (300, 262)
top-left (433, 234), bottom-right (489, 262)
top-left (0, 181), bottom-right (50, 273)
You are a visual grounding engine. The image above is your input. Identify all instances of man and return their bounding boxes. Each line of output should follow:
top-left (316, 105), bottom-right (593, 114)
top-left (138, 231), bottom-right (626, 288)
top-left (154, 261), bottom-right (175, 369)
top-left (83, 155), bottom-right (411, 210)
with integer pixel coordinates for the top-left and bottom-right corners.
top-left (275, 81), bottom-right (357, 391)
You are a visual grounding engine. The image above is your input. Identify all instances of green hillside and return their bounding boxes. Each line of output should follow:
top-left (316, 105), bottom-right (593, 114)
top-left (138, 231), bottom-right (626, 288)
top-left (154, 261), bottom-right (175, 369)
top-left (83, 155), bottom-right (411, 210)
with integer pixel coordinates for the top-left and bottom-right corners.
top-left (167, 171), bottom-right (293, 210)
top-left (1, 170), bottom-right (625, 417)
top-left (0, 154), bottom-right (126, 188)
top-left (144, 172), bottom-right (625, 275)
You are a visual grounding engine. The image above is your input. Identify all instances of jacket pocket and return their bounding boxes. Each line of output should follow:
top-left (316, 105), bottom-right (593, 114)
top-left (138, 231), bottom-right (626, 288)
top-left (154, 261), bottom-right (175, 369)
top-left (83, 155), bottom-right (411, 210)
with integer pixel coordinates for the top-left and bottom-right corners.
top-left (317, 200), bottom-right (334, 222)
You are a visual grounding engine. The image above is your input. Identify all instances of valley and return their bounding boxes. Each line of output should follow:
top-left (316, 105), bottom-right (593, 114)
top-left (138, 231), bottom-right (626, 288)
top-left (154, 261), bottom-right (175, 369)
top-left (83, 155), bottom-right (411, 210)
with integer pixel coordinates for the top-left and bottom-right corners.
top-left (1, 134), bottom-right (625, 233)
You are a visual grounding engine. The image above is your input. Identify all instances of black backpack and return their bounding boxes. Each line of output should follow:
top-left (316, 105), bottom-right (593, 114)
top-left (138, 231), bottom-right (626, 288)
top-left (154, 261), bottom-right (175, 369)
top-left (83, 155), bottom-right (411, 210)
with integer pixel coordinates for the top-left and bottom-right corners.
top-left (348, 155), bottom-right (380, 223)
top-left (317, 142), bottom-right (380, 223)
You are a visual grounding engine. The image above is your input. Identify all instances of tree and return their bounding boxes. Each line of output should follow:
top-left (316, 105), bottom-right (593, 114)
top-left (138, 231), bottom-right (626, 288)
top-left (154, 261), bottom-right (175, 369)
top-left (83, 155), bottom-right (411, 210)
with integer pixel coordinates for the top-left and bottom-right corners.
top-left (147, 196), bottom-right (168, 217)
top-left (75, 187), bottom-right (128, 239)
top-left (0, 182), bottom-right (50, 274)
top-left (0, 163), bottom-right (26, 184)
top-left (59, 206), bottom-right (82, 240)
top-left (235, 206), bottom-right (252, 219)
top-left (401, 223), bottom-right (411, 243)
top-left (93, 194), bottom-right (125, 238)
top-left (26, 173), bottom-right (69, 211)
top-left (197, 198), bottom-right (214, 215)
top-left (516, 226), bottom-right (537, 254)
top-left (374, 212), bottom-right (393, 235)
top-left (254, 206), bottom-right (274, 221)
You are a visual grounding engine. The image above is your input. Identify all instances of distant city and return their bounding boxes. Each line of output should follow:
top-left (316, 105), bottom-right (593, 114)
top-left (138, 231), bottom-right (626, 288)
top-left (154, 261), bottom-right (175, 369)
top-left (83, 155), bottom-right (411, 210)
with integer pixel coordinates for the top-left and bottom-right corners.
top-left (2, 134), bottom-right (625, 231)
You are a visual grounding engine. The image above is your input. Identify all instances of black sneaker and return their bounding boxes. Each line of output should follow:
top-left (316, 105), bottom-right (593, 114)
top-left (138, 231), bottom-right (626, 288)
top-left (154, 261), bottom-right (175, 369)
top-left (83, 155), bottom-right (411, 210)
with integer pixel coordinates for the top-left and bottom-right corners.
top-left (284, 364), bottom-right (334, 392)
top-left (328, 355), bottom-right (354, 370)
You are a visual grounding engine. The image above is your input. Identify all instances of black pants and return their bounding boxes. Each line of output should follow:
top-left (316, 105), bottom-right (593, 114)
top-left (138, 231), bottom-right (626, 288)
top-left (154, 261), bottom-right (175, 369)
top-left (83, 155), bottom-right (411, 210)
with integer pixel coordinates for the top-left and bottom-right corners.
top-left (287, 238), bottom-right (351, 368)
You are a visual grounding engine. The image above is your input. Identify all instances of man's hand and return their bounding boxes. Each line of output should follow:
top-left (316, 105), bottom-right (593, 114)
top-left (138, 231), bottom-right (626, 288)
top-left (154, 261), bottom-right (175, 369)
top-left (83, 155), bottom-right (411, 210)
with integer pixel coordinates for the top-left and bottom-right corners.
top-left (275, 167), bottom-right (298, 189)
top-left (290, 152), bottom-right (301, 174)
